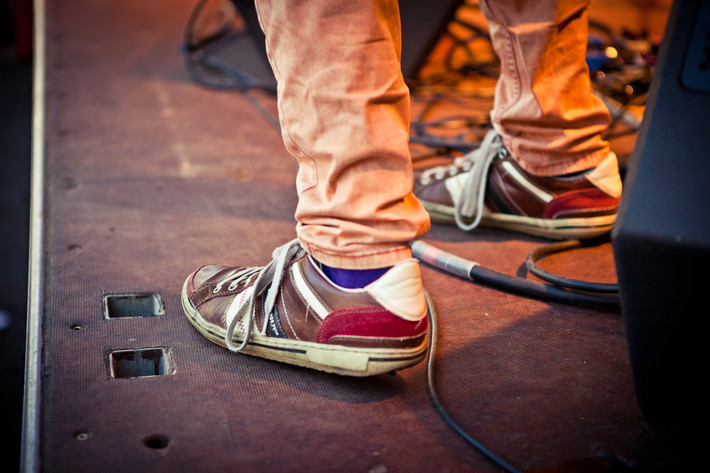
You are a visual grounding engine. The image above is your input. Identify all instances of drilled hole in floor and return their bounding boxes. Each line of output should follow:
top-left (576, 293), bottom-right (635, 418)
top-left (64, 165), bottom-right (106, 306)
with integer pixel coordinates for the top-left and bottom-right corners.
top-left (74, 431), bottom-right (91, 441)
top-left (110, 348), bottom-right (170, 379)
top-left (103, 293), bottom-right (164, 319)
top-left (143, 434), bottom-right (171, 450)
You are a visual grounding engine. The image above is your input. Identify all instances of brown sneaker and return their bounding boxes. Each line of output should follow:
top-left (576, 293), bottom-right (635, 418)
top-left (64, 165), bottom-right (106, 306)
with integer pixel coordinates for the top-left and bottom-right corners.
top-left (181, 240), bottom-right (429, 376)
top-left (414, 130), bottom-right (622, 240)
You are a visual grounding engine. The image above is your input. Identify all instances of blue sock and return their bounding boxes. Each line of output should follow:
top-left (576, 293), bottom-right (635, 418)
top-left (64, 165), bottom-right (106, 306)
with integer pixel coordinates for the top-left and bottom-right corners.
top-left (320, 264), bottom-right (391, 289)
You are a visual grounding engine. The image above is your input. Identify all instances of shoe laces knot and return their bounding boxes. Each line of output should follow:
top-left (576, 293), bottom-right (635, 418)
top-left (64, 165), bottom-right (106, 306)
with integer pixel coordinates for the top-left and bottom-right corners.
top-left (454, 130), bottom-right (506, 231)
top-left (224, 239), bottom-right (302, 353)
top-left (420, 129), bottom-right (505, 232)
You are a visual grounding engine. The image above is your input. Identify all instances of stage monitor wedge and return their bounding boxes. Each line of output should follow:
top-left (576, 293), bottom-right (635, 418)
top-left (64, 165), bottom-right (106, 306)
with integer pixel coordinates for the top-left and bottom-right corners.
top-left (612, 0), bottom-right (710, 425)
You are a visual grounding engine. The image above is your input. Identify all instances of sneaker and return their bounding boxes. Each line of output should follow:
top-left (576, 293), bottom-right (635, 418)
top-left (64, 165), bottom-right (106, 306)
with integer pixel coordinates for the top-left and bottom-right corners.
top-left (414, 130), bottom-right (622, 240)
top-left (181, 239), bottom-right (429, 376)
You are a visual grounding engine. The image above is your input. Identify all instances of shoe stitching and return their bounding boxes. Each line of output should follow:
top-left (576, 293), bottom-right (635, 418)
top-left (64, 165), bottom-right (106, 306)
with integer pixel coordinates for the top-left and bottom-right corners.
top-left (292, 260), bottom-right (331, 317)
top-left (327, 334), bottom-right (425, 343)
top-left (289, 263), bottom-right (331, 323)
top-left (279, 293), bottom-right (300, 340)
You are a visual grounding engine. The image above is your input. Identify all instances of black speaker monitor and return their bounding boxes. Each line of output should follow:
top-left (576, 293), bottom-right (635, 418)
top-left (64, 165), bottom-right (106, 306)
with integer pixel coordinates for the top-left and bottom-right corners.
top-left (611, 0), bottom-right (710, 424)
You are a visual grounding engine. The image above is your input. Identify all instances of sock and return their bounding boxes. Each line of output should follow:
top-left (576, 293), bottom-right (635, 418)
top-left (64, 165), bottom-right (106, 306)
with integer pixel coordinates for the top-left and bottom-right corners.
top-left (320, 264), bottom-right (391, 289)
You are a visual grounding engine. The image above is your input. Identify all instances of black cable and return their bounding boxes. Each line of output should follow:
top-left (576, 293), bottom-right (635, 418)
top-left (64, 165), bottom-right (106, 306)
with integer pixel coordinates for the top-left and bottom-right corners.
top-left (409, 90), bottom-right (492, 153)
top-left (424, 289), bottom-right (525, 473)
top-left (471, 265), bottom-right (620, 309)
top-left (420, 240), bottom-right (620, 471)
top-left (182, 0), bottom-right (277, 93)
top-left (182, 0), bottom-right (280, 131)
top-left (182, 0), bottom-right (231, 54)
top-left (525, 239), bottom-right (619, 294)
top-left (409, 135), bottom-right (475, 153)
top-left (412, 240), bottom-right (620, 310)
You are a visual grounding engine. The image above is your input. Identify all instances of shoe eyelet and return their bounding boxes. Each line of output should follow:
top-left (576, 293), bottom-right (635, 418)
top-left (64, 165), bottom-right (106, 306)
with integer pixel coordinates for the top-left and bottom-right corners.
top-left (213, 287), bottom-right (221, 294)
top-left (228, 283), bottom-right (238, 291)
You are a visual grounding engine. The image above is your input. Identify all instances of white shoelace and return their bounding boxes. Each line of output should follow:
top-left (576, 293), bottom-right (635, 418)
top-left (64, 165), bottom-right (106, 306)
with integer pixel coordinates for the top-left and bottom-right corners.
top-left (419, 130), bottom-right (506, 231)
top-left (223, 239), bottom-right (302, 352)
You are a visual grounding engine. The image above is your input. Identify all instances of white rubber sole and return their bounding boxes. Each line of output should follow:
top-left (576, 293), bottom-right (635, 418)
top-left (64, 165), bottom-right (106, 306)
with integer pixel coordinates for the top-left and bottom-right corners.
top-left (423, 202), bottom-right (616, 240)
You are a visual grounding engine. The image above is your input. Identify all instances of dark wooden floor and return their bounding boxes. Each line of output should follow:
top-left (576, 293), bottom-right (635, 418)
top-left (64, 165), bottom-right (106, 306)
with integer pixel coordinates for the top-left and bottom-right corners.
top-left (23, 0), bottom-right (698, 472)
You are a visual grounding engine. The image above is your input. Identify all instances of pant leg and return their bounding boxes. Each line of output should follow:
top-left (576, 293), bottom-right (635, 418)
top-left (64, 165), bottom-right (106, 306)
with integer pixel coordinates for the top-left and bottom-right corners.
top-left (480, 0), bottom-right (612, 176)
top-left (253, 0), bottom-right (430, 269)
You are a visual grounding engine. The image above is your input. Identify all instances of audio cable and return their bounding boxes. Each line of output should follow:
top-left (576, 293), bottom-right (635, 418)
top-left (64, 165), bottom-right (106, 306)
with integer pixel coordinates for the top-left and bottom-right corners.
top-left (412, 239), bottom-right (620, 310)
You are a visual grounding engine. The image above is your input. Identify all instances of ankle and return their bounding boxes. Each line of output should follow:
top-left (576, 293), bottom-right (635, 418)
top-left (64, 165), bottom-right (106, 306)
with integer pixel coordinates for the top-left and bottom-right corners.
top-left (318, 263), bottom-right (391, 289)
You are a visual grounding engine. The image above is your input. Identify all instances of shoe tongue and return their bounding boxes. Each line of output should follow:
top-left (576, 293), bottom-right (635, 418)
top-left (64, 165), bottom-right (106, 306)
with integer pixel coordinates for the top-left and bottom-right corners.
top-left (195, 265), bottom-right (232, 288)
top-left (445, 172), bottom-right (469, 209)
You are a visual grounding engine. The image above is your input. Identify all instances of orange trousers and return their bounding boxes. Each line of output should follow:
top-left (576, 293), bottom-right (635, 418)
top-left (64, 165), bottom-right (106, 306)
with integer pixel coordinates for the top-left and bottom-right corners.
top-left (254, 0), bottom-right (611, 269)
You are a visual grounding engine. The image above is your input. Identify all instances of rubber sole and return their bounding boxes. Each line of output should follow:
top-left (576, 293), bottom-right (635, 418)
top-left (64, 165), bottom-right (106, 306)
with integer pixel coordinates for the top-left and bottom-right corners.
top-left (423, 202), bottom-right (616, 241)
top-left (181, 277), bottom-right (428, 377)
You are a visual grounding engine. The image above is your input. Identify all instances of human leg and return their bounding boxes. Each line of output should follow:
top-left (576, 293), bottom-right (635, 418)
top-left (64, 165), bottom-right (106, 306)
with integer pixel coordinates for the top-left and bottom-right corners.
top-left (182, 0), bottom-right (431, 375)
top-left (254, 0), bottom-right (430, 269)
top-left (481, 0), bottom-right (612, 175)
top-left (414, 0), bottom-right (622, 240)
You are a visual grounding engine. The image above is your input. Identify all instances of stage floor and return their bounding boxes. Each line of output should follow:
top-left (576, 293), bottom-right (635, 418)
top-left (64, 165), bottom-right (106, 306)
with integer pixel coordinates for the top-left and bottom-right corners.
top-left (25, 0), bottom-right (695, 472)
